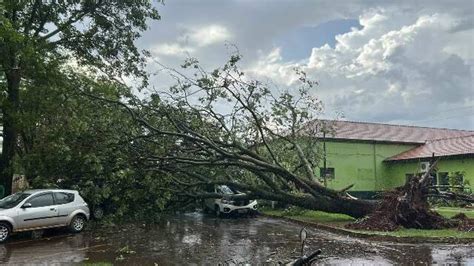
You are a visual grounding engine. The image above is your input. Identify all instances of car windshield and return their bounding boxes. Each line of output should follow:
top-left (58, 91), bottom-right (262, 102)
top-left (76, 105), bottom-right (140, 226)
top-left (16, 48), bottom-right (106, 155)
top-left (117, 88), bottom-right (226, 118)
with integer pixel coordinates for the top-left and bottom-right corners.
top-left (0, 192), bottom-right (31, 209)
top-left (218, 185), bottom-right (235, 195)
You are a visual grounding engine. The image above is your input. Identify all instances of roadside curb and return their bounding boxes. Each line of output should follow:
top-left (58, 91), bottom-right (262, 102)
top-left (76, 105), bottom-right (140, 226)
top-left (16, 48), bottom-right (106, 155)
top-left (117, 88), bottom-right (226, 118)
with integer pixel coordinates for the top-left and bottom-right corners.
top-left (261, 213), bottom-right (474, 244)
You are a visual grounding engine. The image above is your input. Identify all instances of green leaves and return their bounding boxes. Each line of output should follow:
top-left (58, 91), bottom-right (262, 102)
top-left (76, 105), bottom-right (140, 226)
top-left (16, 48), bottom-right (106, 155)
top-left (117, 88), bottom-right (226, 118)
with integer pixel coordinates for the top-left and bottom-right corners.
top-left (2, 0), bottom-right (162, 89)
top-left (16, 70), bottom-right (172, 220)
top-left (1, 1), bottom-right (162, 195)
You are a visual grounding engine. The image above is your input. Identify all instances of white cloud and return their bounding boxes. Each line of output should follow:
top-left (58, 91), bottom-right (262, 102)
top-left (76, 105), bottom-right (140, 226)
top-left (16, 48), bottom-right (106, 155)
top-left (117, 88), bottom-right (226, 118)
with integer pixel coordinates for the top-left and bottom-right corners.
top-left (181, 24), bottom-right (233, 47)
top-left (443, 29), bottom-right (474, 60)
top-left (248, 47), bottom-right (300, 86)
top-left (140, 1), bottom-right (473, 129)
top-left (151, 43), bottom-right (195, 56)
top-left (247, 9), bottom-right (474, 129)
top-left (149, 24), bottom-right (232, 59)
top-left (266, 47), bottom-right (283, 63)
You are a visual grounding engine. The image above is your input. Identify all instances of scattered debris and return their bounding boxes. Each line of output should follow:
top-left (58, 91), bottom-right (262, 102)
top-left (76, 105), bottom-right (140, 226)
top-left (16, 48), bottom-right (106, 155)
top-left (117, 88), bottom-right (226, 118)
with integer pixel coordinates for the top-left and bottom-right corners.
top-left (452, 213), bottom-right (474, 232)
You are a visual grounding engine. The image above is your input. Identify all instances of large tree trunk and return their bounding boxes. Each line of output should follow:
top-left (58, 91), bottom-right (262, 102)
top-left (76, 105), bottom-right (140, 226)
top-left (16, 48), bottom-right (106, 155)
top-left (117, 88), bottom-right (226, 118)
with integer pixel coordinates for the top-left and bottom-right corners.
top-left (0, 69), bottom-right (21, 196)
top-left (286, 194), bottom-right (376, 218)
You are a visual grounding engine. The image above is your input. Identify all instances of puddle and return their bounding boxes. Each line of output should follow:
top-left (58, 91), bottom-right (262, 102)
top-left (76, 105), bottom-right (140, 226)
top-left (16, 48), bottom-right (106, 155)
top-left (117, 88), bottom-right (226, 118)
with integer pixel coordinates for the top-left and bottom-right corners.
top-left (0, 212), bottom-right (472, 265)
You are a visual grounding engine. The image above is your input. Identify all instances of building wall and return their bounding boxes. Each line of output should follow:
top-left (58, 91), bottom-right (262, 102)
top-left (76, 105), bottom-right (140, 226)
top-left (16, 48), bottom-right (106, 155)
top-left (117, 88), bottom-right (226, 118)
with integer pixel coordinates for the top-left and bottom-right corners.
top-left (315, 140), bottom-right (416, 192)
top-left (384, 157), bottom-right (474, 191)
top-left (315, 140), bottom-right (473, 195)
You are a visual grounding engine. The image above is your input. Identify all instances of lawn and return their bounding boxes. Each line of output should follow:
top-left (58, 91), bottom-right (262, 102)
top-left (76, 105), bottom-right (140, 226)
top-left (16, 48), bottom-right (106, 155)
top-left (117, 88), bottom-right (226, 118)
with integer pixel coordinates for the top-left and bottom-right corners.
top-left (349, 228), bottom-right (474, 238)
top-left (262, 207), bottom-right (474, 239)
top-left (263, 209), bottom-right (354, 226)
top-left (435, 207), bottom-right (474, 219)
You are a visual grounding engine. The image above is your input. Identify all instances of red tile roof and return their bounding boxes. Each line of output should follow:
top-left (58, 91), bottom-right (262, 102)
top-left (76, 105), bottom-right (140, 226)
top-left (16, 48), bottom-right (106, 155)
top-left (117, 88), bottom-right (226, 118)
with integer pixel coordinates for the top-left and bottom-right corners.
top-left (304, 120), bottom-right (474, 144)
top-left (386, 135), bottom-right (474, 161)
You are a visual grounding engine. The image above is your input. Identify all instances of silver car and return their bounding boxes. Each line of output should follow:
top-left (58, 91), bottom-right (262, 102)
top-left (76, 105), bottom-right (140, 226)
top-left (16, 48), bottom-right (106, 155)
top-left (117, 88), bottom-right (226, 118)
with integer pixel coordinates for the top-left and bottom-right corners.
top-left (0, 189), bottom-right (90, 243)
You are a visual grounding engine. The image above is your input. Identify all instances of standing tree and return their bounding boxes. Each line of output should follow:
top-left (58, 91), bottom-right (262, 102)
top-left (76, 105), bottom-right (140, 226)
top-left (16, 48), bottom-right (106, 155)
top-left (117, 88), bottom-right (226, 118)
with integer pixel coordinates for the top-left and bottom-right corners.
top-left (0, 0), bottom-right (161, 194)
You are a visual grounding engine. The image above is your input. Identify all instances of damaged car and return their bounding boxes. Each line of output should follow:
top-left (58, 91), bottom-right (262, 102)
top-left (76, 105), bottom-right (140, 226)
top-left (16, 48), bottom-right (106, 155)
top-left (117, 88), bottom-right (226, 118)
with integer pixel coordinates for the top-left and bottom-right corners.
top-left (203, 185), bottom-right (258, 217)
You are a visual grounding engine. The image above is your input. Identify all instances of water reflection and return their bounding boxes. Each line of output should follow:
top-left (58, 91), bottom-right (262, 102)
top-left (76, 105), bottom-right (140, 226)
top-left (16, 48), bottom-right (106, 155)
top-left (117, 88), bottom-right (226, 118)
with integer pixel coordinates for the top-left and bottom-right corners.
top-left (0, 212), bottom-right (471, 265)
top-left (1, 231), bottom-right (89, 264)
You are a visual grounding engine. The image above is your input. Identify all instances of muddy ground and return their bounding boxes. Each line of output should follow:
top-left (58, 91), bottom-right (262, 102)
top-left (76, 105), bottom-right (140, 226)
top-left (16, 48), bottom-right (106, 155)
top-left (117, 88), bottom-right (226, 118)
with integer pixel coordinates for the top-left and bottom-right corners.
top-left (0, 212), bottom-right (473, 265)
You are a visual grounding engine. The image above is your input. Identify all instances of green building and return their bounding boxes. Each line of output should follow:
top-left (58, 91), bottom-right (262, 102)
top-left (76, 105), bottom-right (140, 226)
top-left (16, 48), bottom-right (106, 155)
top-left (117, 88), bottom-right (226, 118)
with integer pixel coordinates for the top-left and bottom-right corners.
top-left (311, 120), bottom-right (474, 198)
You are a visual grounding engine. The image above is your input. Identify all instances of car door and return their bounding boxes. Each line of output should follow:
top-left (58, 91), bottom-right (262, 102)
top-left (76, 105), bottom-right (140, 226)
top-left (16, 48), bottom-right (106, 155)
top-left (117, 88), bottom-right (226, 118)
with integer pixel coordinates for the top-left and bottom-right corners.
top-left (16, 192), bottom-right (59, 230)
top-left (53, 192), bottom-right (75, 225)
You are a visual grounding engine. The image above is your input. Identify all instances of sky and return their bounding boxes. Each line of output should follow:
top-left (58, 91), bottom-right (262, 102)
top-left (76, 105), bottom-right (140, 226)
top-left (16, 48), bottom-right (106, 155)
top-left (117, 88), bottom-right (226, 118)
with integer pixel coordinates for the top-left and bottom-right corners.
top-left (137, 0), bottom-right (474, 130)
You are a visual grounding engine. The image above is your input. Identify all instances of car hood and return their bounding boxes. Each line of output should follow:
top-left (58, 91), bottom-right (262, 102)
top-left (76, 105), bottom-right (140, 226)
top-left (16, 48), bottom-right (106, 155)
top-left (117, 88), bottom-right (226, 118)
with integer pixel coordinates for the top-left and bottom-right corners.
top-left (222, 193), bottom-right (249, 200)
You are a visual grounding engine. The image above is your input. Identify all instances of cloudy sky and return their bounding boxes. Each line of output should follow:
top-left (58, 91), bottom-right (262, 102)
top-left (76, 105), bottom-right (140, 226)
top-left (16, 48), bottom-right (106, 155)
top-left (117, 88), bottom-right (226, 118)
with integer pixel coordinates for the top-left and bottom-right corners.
top-left (137, 0), bottom-right (473, 130)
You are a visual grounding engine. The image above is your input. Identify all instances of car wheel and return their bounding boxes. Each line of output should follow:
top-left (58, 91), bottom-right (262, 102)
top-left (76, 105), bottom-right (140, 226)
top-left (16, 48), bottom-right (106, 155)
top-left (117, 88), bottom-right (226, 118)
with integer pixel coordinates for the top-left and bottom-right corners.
top-left (92, 207), bottom-right (104, 220)
top-left (215, 205), bottom-right (222, 218)
top-left (69, 215), bottom-right (86, 233)
top-left (0, 223), bottom-right (10, 243)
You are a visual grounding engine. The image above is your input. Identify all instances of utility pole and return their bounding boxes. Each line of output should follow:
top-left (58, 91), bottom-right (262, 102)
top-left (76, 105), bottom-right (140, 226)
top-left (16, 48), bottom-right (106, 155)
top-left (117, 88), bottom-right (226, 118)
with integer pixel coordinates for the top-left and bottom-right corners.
top-left (323, 131), bottom-right (327, 187)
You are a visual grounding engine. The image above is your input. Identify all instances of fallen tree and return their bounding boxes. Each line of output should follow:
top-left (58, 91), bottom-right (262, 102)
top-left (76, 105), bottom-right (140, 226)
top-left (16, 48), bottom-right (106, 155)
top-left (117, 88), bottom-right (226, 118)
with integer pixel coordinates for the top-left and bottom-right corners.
top-left (83, 54), bottom-right (376, 218)
top-left (84, 53), bottom-right (474, 229)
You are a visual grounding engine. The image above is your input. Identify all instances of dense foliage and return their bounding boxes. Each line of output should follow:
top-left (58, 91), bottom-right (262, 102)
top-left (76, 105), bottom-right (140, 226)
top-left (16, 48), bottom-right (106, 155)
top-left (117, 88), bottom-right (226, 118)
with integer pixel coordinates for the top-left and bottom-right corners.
top-left (0, 0), bottom-right (161, 195)
top-left (17, 71), bottom-right (170, 220)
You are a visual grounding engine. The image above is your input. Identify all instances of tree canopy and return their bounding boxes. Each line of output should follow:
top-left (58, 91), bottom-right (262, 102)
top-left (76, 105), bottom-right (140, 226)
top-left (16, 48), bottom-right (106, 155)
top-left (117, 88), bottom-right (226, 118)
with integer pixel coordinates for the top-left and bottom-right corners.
top-left (0, 0), bottom-right (161, 194)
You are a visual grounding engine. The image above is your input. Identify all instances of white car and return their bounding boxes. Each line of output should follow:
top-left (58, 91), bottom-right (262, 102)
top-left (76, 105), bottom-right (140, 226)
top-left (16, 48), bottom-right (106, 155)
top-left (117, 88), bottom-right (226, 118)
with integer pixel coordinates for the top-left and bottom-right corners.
top-left (0, 189), bottom-right (90, 243)
top-left (204, 185), bottom-right (258, 217)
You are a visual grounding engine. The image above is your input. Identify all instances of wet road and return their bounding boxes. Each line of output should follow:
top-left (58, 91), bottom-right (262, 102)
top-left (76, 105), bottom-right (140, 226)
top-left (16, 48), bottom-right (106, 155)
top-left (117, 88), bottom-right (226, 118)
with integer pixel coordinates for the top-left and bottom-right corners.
top-left (0, 212), bottom-right (473, 265)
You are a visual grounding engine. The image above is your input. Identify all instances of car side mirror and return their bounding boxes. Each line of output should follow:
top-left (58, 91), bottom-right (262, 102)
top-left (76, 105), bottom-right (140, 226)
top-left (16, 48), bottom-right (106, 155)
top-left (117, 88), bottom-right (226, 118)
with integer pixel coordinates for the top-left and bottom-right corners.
top-left (22, 203), bottom-right (32, 208)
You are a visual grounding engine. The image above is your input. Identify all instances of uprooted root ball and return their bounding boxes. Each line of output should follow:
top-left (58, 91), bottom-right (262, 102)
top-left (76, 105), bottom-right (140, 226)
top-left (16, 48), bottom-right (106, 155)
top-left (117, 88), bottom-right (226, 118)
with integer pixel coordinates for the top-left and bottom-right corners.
top-left (346, 177), bottom-right (456, 231)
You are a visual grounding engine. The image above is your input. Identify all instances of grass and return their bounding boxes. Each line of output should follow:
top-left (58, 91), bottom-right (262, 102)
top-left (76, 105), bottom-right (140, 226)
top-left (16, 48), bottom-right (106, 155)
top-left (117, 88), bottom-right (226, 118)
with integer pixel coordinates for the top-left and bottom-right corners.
top-left (348, 228), bottom-right (474, 238)
top-left (435, 207), bottom-right (474, 219)
top-left (263, 209), bottom-right (354, 226)
top-left (262, 207), bottom-right (474, 239)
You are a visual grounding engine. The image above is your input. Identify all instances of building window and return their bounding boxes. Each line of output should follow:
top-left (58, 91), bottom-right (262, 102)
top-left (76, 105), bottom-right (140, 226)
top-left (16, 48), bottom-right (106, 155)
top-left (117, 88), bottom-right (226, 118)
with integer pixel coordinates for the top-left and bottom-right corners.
top-left (320, 168), bottom-right (335, 179)
top-left (438, 172), bottom-right (449, 191)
